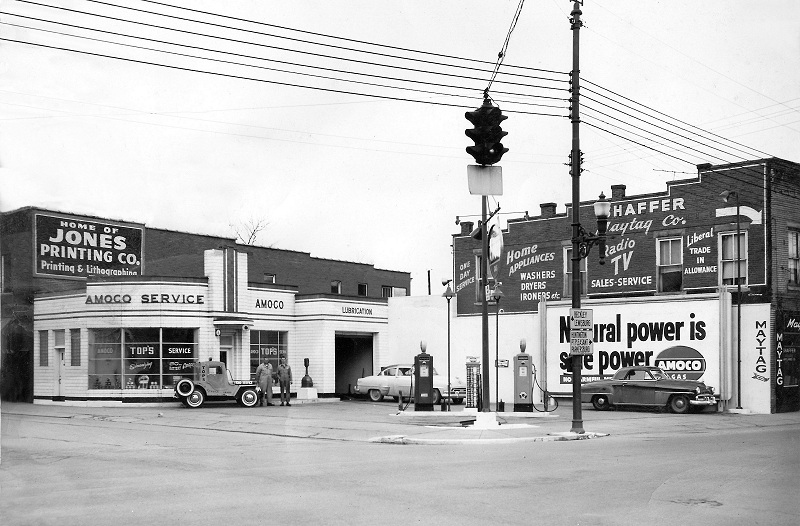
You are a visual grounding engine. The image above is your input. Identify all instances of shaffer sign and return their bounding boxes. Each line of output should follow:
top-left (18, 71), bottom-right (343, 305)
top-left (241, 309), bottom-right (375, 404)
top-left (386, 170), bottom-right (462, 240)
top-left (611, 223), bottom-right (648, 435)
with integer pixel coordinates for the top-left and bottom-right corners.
top-left (544, 297), bottom-right (721, 396)
top-left (35, 213), bottom-right (143, 279)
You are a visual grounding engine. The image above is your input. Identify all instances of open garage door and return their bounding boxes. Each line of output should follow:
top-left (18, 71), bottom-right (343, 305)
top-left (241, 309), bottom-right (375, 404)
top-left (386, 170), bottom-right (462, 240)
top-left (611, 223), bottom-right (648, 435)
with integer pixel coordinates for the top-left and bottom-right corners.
top-left (335, 333), bottom-right (373, 396)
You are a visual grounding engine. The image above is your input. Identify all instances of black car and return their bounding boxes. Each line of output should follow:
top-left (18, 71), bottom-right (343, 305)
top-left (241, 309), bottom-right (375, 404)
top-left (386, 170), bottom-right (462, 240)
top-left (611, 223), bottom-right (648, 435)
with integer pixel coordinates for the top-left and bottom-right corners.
top-left (581, 366), bottom-right (716, 413)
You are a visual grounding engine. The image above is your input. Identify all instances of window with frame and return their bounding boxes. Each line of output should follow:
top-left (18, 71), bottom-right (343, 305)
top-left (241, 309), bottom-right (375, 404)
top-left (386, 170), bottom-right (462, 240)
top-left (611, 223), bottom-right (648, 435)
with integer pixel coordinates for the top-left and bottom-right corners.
top-left (358, 283), bottom-right (368, 296)
top-left (54, 330), bottom-right (66, 362)
top-left (657, 237), bottom-right (683, 292)
top-left (720, 232), bottom-right (747, 285)
top-left (331, 280), bottom-right (342, 294)
top-left (789, 229), bottom-right (800, 286)
top-left (39, 330), bottom-right (49, 367)
top-left (474, 253), bottom-right (485, 302)
top-left (564, 247), bottom-right (587, 297)
top-left (264, 273), bottom-right (276, 284)
top-left (70, 329), bottom-right (81, 366)
top-left (381, 285), bottom-right (392, 298)
top-left (250, 330), bottom-right (288, 382)
top-left (88, 328), bottom-right (197, 390)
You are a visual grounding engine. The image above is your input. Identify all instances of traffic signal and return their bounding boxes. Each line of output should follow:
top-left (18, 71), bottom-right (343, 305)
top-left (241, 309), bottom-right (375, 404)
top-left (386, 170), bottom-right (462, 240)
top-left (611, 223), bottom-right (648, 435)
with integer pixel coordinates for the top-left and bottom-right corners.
top-left (465, 98), bottom-right (509, 165)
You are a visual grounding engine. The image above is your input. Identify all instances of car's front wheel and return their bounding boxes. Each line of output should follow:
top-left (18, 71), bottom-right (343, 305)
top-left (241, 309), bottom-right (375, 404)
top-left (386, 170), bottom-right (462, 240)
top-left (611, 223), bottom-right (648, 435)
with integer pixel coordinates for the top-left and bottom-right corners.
top-left (451, 398), bottom-right (464, 405)
top-left (669, 394), bottom-right (689, 414)
top-left (431, 389), bottom-right (441, 405)
top-left (592, 394), bottom-right (611, 411)
top-left (368, 389), bottom-right (384, 402)
top-left (185, 389), bottom-right (205, 408)
top-left (239, 388), bottom-right (259, 407)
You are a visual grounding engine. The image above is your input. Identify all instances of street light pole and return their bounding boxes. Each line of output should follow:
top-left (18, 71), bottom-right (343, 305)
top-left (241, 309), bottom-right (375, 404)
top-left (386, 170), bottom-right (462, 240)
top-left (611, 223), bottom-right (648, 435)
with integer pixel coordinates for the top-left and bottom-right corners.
top-left (492, 286), bottom-right (503, 411)
top-left (442, 281), bottom-right (456, 412)
top-left (721, 190), bottom-right (743, 410)
top-left (481, 196), bottom-right (491, 412)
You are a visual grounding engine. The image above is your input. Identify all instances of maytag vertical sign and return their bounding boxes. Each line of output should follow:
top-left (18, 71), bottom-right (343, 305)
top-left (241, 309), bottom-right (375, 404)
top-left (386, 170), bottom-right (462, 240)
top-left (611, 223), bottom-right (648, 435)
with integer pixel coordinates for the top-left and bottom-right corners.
top-left (35, 213), bottom-right (144, 279)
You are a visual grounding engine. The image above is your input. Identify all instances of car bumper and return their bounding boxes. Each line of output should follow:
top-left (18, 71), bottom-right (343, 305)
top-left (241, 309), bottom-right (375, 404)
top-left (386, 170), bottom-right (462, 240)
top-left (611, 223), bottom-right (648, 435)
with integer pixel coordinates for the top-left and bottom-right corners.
top-left (690, 394), bottom-right (717, 406)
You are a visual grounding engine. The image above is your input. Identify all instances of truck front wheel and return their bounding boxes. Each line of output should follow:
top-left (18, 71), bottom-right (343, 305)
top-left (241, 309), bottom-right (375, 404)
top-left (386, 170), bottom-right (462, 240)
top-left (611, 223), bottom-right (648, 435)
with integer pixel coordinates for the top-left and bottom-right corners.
top-left (239, 388), bottom-right (259, 407)
top-left (185, 389), bottom-right (205, 408)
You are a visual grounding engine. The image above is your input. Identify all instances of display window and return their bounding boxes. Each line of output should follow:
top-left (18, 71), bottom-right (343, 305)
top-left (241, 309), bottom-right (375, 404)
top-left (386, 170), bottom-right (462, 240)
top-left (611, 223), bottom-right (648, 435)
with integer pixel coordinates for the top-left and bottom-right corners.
top-left (88, 328), bottom-right (197, 390)
top-left (250, 330), bottom-right (287, 381)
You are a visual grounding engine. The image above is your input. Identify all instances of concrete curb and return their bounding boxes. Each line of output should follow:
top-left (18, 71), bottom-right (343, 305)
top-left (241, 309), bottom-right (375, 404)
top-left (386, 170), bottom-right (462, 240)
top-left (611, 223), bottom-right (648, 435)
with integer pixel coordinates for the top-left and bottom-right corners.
top-left (370, 432), bottom-right (609, 445)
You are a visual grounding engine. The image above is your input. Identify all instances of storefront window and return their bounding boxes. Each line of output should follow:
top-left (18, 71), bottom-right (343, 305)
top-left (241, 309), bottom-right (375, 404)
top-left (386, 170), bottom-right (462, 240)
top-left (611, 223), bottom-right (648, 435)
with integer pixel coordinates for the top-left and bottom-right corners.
top-left (250, 330), bottom-right (287, 381)
top-left (89, 329), bottom-right (121, 390)
top-left (88, 328), bottom-right (197, 390)
top-left (124, 328), bottom-right (160, 390)
top-left (162, 328), bottom-right (198, 388)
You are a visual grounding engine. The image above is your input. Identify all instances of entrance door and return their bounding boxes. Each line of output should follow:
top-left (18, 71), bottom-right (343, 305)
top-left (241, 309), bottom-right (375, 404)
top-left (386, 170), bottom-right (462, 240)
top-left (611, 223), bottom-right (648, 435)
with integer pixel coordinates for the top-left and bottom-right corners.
top-left (335, 334), bottom-right (374, 395)
top-left (55, 349), bottom-right (65, 400)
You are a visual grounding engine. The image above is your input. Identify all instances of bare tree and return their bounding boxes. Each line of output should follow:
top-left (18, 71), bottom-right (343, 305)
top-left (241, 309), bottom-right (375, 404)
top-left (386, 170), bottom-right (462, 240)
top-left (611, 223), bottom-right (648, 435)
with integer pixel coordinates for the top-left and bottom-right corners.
top-left (231, 217), bottom-right (270, 246)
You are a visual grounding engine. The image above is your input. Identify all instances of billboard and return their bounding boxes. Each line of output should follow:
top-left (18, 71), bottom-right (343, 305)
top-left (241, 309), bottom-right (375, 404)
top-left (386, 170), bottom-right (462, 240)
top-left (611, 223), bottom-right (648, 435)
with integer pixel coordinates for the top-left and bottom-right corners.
top-left (545, 298), bottom-right (722, 395)
top-left (35, 213), bottom-right (144, 279)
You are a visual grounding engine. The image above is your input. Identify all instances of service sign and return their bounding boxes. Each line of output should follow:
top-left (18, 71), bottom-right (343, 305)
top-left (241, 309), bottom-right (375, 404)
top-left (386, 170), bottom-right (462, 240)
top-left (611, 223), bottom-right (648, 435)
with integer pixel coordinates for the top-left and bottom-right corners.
top-left (35, 213), bottom-right (144, 279)
top-left (546, 299), bottom-right (721, 395)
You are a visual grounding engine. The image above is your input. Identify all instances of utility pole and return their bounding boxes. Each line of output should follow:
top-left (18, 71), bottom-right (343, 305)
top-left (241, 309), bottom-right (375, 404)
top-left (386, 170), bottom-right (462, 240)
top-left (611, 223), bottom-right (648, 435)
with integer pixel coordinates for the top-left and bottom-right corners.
top-left (569, 0), bottom-right (585, 434)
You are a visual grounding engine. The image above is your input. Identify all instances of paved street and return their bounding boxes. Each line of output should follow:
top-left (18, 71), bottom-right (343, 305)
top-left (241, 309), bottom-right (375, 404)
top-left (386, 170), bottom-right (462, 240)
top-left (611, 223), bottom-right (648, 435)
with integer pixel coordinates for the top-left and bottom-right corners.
top-left (2, 399), bottom-right (798, 525)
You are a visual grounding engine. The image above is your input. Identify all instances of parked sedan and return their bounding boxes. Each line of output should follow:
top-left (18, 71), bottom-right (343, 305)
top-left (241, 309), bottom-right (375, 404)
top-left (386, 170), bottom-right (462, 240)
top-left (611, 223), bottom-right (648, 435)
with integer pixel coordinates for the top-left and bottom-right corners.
top-left (581, 366), bottom-right (717, 413)
top-left (354, 364), bottom-right (467, 404)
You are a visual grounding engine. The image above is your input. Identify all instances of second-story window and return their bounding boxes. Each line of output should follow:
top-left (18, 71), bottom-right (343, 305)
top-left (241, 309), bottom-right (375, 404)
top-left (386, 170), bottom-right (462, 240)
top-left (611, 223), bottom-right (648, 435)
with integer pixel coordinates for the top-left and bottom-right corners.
top-left (789, 229), bottom-right (800, 286)
top-left (331, 280), bottom-right (342, 294)
top-left (564, 247), bottom-right (587, 297)
top-left (358, 283), bottom-right (368, 296)
top-left (381, 285), bottom-right (392, 298)
top-left (720, 232), bottom-right (747, 285)
top-left (657, 237), bottom-right (683, 292)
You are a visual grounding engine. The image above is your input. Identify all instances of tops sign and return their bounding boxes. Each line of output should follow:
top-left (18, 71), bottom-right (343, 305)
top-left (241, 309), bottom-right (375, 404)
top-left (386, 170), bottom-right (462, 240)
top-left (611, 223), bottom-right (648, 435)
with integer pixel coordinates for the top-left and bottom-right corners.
top-left (35, 214), bottom-right (143, 279)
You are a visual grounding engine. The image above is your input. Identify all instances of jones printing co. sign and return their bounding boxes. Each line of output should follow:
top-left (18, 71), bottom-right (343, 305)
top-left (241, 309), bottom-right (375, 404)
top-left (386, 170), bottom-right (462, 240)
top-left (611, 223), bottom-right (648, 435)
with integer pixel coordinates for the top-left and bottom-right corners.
top-left (35, 213), bottom-right (143, 279)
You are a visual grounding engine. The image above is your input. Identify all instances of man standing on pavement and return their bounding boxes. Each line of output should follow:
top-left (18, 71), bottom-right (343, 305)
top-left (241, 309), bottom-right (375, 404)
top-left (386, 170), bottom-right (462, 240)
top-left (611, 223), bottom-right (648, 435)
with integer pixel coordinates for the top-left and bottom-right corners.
top-left (255, 359), bottom-right (274, 407)
top-left (277, 356), bottom-right (292, 406)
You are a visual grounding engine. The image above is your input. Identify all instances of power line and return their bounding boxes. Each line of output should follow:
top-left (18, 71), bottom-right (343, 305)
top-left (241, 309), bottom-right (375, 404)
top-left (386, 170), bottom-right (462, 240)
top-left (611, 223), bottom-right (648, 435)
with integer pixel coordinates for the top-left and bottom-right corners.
top-left (139, 0), bottom-right (568, 77)
top-left (0, 15), bottom-right (569, 108)
top-left (0, 37), bottom-right (566, 118)
top-left (584, 79), bottom-right (772, 158)
top-left (13, 1), bottom-right (568, 94)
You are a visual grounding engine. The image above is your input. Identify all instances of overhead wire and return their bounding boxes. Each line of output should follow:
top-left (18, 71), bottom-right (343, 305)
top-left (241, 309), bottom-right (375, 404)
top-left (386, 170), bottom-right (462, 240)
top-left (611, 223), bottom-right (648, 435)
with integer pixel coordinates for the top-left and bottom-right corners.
top-left (0, 14), bottom-right (569, 109)
top-left (2, 20), bottom-right (566, 113)
top-left (139, 0), bottom-right (567, 76)
top-left (10, 1), bottom-right (569, 94)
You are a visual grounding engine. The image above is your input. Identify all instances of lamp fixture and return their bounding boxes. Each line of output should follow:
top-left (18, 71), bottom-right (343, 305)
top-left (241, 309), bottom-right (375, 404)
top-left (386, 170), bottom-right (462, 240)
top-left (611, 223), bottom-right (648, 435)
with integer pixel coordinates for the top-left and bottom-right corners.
top-left (573, 192), bottom-right (611, 264)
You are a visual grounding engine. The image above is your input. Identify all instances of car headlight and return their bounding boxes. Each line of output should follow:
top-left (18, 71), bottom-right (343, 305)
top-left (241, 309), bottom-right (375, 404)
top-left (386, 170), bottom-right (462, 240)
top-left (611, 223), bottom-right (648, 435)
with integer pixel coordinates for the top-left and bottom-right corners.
top-left (709, 386), bottom-right (714, 394)
top-left (695, 386), bottom-right (701, 394)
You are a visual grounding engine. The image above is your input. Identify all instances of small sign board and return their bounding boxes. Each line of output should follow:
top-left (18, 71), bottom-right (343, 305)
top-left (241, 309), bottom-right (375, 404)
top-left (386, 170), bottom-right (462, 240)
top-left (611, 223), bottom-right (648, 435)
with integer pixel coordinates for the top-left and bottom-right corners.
top-left (569, 329), bottom-right (593, 356)
top-left (570, 308), bottom-right (593, 329)
top-left (495, 359), bottom-right (509, 368)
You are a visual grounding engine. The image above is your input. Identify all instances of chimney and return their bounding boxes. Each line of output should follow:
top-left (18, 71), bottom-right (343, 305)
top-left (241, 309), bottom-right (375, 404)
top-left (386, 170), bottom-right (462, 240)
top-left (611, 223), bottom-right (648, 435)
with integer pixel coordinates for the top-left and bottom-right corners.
top-left (460, 221), bottom-right (474, 236)
top-left (611, 184), bottom-right (626, 200)
top-left (540, 203), bottom-right (557, 218)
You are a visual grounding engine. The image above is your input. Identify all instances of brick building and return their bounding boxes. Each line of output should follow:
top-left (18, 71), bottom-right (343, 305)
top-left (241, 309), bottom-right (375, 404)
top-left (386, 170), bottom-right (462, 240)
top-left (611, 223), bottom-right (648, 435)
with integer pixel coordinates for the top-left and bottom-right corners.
top-left (451, 158), bottom-right (799, 413)
top-left (0, 207), bottom-right (410, 403)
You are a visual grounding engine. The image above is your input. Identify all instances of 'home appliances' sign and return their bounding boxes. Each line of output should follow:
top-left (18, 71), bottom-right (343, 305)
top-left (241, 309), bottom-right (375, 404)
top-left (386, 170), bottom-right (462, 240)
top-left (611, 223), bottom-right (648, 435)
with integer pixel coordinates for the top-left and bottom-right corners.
top-left (35, 213), bottom-right (144, 279)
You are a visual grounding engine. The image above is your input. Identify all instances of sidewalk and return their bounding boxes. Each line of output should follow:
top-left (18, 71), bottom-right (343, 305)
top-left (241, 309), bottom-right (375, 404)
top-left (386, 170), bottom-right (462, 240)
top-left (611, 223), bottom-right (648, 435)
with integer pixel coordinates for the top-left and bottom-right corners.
top-left (4, 398), bottom-right (799, 445)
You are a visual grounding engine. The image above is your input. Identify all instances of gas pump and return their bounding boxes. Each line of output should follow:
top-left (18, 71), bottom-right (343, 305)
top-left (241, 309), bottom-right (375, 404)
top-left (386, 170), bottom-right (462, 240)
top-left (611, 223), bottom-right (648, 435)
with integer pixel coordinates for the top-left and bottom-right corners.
top-left (513, 339), bottom-right (533, 412)
top-left (414, 341), bottom-right (434, 411)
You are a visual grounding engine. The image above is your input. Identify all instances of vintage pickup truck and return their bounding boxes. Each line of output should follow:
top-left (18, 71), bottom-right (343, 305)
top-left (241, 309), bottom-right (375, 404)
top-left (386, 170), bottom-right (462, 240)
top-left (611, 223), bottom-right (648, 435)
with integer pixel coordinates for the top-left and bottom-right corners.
top-left (174, 361), bottom-right (260, 408)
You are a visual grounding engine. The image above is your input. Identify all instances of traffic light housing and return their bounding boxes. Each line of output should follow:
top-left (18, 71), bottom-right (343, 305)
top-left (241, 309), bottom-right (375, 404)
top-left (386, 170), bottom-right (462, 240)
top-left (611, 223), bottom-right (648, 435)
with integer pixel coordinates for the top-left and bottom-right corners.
top-left (465, 98), bottom-right (509, 166)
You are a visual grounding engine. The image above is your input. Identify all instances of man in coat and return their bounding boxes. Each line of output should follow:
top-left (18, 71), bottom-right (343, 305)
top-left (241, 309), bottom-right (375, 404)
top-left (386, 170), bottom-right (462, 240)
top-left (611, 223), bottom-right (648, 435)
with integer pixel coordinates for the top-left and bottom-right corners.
top-left (255, 359), bottom-right (274, 406)
top-left (277, 356), bottom-right (292, 406)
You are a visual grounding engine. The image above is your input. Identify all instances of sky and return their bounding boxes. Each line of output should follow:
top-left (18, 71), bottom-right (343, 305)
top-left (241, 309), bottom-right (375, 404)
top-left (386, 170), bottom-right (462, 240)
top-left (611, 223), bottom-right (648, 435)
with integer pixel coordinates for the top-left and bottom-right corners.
top-left (1, 0), bottom-right (798, 295)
